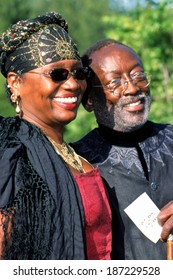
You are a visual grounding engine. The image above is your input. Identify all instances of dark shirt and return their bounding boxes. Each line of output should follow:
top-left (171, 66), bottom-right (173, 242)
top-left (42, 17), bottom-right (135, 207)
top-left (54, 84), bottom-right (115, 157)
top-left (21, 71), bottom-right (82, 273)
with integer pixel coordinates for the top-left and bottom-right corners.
top-left (0, 117), bottom-right (85, 259)
top-left (71, 121), bottom-right (173, 260)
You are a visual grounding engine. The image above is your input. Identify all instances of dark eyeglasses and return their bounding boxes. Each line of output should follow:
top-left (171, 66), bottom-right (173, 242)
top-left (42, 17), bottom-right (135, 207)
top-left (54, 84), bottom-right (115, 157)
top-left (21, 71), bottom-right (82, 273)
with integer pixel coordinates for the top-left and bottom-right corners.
top-left (29, 67), bottom-right (90, 82)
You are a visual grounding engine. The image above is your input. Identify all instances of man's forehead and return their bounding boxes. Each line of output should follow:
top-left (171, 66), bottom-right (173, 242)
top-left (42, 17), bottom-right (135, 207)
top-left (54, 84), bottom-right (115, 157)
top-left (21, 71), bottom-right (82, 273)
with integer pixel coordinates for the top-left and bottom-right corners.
top-left (90, 44), bottom-right (141, 70)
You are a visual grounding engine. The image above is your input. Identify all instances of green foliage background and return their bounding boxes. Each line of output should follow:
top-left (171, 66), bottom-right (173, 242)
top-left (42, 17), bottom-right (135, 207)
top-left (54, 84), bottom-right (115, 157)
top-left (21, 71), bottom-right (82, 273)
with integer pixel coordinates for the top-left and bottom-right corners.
top-left (0, 0), bottom-right (172, 142)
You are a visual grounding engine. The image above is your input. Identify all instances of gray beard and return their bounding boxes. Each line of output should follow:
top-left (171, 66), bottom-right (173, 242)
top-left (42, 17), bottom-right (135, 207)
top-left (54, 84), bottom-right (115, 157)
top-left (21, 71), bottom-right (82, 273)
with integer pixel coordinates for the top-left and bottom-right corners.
top-left (94, 93), bottom-right (151, 132)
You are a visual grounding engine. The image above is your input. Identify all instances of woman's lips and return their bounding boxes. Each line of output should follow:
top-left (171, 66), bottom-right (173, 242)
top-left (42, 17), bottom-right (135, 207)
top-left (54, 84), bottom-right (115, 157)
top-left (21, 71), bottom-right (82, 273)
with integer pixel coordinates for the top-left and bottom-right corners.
top-left (53, 96), bottom-right (78, 110)
top-left (53, 96), bottom-right (78, 103)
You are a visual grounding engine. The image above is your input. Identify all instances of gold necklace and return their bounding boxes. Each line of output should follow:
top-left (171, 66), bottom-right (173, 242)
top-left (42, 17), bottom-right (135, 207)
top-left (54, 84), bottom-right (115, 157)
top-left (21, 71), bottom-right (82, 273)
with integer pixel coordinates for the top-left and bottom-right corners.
top-left (48, 137), bottom-right (84, 173)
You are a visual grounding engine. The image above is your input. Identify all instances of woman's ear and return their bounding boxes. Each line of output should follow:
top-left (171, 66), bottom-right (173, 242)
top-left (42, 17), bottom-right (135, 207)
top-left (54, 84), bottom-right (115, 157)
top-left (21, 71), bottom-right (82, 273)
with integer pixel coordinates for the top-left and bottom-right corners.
top-left (7, 72), bottom-right (21, 92)
top-left (7, 72), bottom-right (22, 116)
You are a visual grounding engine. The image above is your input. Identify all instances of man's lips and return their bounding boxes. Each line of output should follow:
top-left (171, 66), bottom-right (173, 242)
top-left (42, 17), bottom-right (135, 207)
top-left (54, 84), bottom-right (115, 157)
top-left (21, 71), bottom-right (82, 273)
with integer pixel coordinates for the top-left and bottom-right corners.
top-left (123, 99), bottom-right (144, 112)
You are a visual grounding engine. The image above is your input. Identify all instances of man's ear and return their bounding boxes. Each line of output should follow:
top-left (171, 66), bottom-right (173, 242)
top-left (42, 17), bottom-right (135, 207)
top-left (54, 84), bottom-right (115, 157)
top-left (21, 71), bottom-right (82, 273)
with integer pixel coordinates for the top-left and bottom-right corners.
top-left (85, 97), bottom-right (94, 112)
top-left (83, 92), bottom-right (94, 112)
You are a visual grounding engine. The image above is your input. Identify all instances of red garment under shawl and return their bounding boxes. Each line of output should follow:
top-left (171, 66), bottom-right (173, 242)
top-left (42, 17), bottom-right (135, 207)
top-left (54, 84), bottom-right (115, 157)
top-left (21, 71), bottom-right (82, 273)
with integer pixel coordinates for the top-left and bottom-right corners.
top-left (74, 168), bottom-right (112, 260)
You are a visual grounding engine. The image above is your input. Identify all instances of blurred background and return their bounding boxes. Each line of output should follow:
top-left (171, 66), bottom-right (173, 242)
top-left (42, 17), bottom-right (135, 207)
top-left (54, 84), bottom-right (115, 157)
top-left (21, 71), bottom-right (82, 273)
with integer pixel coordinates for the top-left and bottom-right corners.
top-left (0, 0), bottom-right (172, 142)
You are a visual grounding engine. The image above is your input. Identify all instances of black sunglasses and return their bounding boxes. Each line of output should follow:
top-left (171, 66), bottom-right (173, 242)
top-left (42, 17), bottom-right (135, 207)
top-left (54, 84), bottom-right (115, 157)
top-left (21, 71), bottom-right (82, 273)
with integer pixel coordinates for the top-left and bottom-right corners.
top-left (29, 67), bottom-right (90, 82)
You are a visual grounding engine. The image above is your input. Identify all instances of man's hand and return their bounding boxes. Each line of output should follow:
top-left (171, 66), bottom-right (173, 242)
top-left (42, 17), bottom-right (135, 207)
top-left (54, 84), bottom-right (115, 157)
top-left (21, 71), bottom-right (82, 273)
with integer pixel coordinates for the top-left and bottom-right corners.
top-left (157, 201), bottom-right (173, 241)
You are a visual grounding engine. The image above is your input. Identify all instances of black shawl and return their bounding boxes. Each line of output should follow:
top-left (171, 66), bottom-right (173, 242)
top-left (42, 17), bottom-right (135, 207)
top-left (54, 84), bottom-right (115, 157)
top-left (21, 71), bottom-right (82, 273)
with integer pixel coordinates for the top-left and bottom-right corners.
top-left (0, 117), bottom-right (85, 259)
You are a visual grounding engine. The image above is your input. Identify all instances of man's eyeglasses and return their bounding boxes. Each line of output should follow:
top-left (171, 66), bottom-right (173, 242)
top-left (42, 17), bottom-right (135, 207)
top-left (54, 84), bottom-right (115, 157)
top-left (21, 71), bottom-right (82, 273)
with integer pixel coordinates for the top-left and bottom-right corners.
top-left (28, 67), bottom-right (90, 82)
top-left (93, 72), bottom-right (152, 94)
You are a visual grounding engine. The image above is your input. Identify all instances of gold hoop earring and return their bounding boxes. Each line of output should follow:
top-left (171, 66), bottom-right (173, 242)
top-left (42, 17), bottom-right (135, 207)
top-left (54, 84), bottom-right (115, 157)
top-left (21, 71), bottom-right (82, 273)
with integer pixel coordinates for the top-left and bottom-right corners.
top-left (10, 94), bottom-right (21, 116)
top-left (10, 93), bottom-right (16, 103)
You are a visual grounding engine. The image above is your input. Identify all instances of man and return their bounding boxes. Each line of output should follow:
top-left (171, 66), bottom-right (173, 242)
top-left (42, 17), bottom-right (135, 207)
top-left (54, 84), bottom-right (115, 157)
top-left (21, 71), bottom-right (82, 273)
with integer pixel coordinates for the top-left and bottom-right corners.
top-left (71, 38), bottom-right (173, 259)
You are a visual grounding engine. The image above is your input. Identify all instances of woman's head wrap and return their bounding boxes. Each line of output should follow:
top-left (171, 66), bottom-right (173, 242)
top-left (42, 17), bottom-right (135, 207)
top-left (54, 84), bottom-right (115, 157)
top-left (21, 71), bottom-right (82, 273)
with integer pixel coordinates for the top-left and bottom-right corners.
top-left (0, 11), bottom-right (80, 77)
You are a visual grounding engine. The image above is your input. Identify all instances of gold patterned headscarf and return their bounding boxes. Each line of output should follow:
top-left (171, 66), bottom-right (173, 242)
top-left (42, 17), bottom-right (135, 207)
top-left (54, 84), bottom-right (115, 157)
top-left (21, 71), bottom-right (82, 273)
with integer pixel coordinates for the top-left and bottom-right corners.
top-left (0, 11), bottom-right (80, 77)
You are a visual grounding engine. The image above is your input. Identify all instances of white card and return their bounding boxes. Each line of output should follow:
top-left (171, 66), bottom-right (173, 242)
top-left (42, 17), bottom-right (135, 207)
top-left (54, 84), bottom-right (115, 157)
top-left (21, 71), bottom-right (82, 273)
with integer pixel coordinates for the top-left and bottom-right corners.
top-left (124, 192), bottom-right (162, 243)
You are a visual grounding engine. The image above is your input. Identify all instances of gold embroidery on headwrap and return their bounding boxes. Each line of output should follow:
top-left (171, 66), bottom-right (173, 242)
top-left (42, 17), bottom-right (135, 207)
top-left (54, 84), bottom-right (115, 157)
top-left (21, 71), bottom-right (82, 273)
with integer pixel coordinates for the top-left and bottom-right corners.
top-left (0, 12), bottom-right (80, 77)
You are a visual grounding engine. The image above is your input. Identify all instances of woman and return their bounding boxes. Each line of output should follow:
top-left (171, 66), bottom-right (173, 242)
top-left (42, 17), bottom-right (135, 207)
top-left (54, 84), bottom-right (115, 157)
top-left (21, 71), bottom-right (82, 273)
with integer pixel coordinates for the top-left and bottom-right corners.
top-left (0, 12), bottom-right (112, 260)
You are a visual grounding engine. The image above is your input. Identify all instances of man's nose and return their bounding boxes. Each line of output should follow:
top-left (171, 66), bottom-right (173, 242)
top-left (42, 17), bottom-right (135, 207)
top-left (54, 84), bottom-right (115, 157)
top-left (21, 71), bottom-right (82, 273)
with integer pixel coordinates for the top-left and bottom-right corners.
top-left (122, 79), bottom-right (140, 95)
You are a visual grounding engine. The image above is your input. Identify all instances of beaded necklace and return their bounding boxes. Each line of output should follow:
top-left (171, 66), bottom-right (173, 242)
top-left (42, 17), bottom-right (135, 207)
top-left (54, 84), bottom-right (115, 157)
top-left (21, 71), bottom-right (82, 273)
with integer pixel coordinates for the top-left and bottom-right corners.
top-left (48, 137), bottom-right (84, 173)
